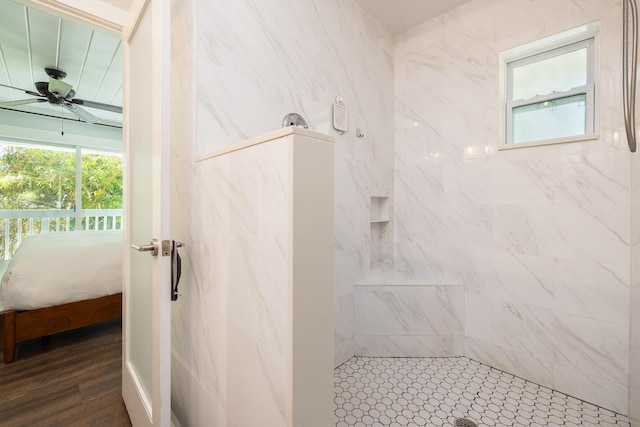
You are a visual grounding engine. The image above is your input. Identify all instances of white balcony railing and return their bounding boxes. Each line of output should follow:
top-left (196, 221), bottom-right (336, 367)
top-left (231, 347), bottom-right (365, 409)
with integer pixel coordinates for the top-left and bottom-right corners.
top-left (0, 209), bottom-right (123, 260)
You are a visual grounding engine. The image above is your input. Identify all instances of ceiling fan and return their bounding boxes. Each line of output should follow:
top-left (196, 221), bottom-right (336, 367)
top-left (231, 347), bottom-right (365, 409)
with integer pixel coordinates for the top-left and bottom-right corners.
top-left (0, 67), bottom-right (122, 124)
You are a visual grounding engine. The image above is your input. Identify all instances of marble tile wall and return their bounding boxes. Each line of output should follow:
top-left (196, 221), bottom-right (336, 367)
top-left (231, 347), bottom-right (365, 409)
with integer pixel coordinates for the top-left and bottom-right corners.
top-left (354, 284), bottom-right (465, 357)
top-left (172, 137), bottom-right (291, 427)
top-left (394, 0), bottom-right (632, 415)
top-left (631, 133), bottom-right (640, 425)
top-left (170, 0), bottom-right (394, 425)
top-left (170, 0), bottom-right (639, 422)
top-left (193, 0), bottom-right (395, 371)
top-left (632, 283), bottom-right (640, 425)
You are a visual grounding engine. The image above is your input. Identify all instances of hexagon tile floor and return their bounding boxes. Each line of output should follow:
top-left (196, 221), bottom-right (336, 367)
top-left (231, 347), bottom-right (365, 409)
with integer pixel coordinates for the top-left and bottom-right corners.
top-left (333, 357), bottom-right (631, 427)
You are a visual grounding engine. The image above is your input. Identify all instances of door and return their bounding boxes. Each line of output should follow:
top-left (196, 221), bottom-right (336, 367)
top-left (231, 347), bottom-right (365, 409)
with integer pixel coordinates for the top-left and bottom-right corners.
top-left (6, 0), bottom-right (172, 424)
top-left (122, 0), bottom-right (172, 425)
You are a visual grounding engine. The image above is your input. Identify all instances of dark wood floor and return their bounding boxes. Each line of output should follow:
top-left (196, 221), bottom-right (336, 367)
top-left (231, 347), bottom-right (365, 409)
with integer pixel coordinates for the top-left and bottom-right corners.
top-left (0, 320), bottom-right (131, 427)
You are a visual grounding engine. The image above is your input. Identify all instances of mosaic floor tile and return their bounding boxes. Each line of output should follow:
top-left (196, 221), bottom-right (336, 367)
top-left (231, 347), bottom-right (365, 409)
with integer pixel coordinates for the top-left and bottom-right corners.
top-left (333, 357), bottom-right (630, 427)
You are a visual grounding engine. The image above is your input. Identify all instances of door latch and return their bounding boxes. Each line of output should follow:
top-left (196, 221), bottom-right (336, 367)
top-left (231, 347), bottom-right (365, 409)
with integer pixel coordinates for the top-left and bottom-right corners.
top-left (132, 239), bottom-right (184, 300)
top-left (163, 240), bottom-right (185, 301)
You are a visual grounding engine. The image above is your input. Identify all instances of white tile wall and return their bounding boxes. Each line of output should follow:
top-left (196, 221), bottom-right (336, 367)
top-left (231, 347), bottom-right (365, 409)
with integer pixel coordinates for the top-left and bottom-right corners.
top-left (353, 279), bottom-right (464, 358)
top-left (464, 293), bottom-right (492, 343)
top-left (355, 286), bottom-right (463, 336)
top-left (192, 139), bottom-right (290, 426)
top-left (355, 334), bottom-right (464, 358)
top-left (172, 129), bottom-right (335, 427)
top-left (171, 0), bottom-right (395, 425)
top-left (335, 292), bottom-right (355, 366)
top-left (170, 0), bottom-right (640, 421)
top-left (631, 118), bottom-right (640, 425)
top-left (393, 0), bottom-right (632, 414)
top-left (193, 0), bottom-right (394, 370)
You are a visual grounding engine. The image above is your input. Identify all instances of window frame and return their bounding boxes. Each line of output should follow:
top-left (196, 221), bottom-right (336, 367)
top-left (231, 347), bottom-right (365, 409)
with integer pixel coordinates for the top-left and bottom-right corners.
top-left (498, 23), bottom-right (600, 150)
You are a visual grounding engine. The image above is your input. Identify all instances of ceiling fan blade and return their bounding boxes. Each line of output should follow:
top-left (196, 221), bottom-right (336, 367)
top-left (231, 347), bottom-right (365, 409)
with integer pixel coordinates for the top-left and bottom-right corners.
top-left (0, 82), bottom-right (42, 97)
top-left (48, 77), bottom-right (74, 98)
top-left (0, 98), bottom-right (46, 107)
top-left (63, 103), bottom-right (100, 124)
top-left (70, 98), bottom-right (122, 114)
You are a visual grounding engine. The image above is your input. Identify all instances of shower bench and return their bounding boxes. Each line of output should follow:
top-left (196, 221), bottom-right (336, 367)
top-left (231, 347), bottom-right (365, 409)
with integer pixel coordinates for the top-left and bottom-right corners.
top-left (354, 270), bottom-right (464, 358)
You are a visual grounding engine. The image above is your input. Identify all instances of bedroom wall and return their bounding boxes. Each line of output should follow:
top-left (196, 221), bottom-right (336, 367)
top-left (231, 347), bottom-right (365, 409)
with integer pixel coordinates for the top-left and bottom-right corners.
top-left (394, 0), bottom-right (632, 414)
top-left (169, 0), bottom-right (394, 425)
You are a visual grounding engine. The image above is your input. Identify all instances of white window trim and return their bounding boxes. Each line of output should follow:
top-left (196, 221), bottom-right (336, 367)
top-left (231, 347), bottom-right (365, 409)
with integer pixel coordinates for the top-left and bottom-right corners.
top-left (498, 22), bottom-right (600, 150)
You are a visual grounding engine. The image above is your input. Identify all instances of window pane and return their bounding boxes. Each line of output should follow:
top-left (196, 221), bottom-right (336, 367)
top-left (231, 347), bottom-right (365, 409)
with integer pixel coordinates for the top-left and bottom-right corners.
top-left (81, 150), bottom-right (123, 230)
top-left (512, 48), bottom-right (587, 100)
top-left (81, 150), bottom-right (123, 209)
top-left (0, 144), bottom-right (76, 258)
top-left (0, 143), bottom-right (75, 210)
top-left (512, 93), bottom-right (587, 144)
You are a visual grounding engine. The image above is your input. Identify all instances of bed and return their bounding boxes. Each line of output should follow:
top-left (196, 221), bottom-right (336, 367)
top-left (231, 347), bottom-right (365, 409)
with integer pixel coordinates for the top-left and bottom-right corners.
top-left (0, 230), bottom-right (123, 363)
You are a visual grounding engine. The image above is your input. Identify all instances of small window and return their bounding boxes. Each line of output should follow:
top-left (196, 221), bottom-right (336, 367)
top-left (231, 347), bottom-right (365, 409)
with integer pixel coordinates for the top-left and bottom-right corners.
top-left (500, 24), bottom-right (599, 148)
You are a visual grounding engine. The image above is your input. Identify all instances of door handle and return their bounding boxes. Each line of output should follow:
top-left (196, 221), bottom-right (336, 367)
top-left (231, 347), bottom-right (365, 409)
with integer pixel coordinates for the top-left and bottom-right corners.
top-left (169, 240), bottom-right (184, 301)
top-left (132, 238), bottom-right (159, 256)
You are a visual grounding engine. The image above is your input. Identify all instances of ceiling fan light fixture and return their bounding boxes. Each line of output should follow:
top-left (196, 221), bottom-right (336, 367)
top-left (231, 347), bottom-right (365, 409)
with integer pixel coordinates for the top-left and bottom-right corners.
top-left (48, 77), bottom-right (74, 98)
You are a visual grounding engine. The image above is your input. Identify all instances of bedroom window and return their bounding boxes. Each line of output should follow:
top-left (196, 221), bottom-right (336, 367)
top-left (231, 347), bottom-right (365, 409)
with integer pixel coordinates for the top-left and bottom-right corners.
top-left (499, 23), bottom-right (599, 149)
top-left (0, 143), bottom-right (76, 210)
top-left (81, 148), bottom-right (123, 214)
top-left (0, 142), bottom-right (122, 259)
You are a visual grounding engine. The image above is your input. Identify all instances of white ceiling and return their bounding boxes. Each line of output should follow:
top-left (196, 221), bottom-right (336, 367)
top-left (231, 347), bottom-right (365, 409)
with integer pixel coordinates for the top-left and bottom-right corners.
top-left (353, 0), bottom-right (473, 35)
top-left (0, 0), bottom-right (122, 128)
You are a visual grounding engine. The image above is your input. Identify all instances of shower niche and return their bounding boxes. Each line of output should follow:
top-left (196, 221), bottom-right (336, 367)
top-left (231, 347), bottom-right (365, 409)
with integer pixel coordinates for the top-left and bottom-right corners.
top-left (370, 196), bottom-right (392, 271)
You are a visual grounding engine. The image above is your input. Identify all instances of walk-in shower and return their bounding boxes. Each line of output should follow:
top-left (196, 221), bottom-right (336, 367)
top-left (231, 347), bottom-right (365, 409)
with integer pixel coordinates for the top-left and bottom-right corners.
top-left (334, 1), bottom-right (640, 426)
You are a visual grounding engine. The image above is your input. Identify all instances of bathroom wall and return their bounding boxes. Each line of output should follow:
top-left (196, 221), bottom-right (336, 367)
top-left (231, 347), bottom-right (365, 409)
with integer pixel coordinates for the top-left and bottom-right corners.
top-left (169, 0), bottom-right (394, 425)
top-left (192, 0), bottom-right (394, 371)
top-left (174, 139), bottom-right (293, 427)
top-left (632, 147), bottom-right (640, 423)
top-left (172, 129), bottom-right (334, 427)
top-left (167, 0), bottom-right (637, 422)
top-left (395, 0), bottom-right (631, 414)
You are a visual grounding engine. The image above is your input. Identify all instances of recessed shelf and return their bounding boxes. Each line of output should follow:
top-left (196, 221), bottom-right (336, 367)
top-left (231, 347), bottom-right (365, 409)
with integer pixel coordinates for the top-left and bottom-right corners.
top-left (370, 196), bottom-right (392, 271)
top-left (370, 196), bottom-right (390, 222)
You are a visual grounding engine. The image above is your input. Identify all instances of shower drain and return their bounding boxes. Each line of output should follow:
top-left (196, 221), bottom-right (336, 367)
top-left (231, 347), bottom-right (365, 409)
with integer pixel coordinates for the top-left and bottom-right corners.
top-left (454, 418), bottom-right (478, 427)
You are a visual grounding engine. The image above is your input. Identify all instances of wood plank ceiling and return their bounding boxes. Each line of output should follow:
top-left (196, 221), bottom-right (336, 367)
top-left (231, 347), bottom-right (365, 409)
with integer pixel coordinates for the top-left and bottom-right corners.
top-left (0, 0), bottom-right (122, 127)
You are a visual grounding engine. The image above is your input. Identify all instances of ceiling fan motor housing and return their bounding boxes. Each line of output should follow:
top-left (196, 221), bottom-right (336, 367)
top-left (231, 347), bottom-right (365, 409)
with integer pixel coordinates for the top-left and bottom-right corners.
top-left (44, 67), bottom-right (67, 80)
top-left (34, 81), bottom-right (62, 104)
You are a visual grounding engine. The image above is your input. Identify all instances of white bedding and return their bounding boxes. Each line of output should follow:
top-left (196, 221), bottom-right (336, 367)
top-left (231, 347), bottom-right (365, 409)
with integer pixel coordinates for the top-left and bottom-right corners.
top-left (0, 230), bottom-right (122, 311)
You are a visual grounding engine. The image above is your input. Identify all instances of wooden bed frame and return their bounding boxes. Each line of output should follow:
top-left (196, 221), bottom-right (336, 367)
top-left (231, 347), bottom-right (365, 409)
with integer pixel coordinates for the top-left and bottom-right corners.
top-left (0, 293), bottom-right (122, 363)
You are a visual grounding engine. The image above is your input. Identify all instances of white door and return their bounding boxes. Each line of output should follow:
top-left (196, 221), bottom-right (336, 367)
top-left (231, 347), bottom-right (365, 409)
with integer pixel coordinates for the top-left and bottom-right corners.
top-left (122, 0), bottom-right (172, 425)
top-left (8, 0), bottom-right (172, 424)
